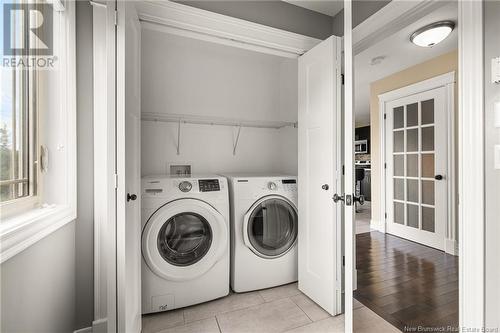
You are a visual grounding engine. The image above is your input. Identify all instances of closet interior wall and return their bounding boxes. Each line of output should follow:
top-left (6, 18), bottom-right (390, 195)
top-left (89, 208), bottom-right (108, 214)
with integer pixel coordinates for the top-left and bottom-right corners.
top-left (141, 28), bottom-right (299, 176)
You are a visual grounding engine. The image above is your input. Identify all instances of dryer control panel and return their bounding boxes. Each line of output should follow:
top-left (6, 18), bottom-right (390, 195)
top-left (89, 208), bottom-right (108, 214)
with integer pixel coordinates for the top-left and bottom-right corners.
top-left (281, 179), bottom-right (297, 192)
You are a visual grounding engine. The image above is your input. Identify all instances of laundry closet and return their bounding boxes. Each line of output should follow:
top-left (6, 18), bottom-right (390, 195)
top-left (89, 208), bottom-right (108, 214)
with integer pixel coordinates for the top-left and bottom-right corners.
top-left (113, 2), bottom-right (345, 331)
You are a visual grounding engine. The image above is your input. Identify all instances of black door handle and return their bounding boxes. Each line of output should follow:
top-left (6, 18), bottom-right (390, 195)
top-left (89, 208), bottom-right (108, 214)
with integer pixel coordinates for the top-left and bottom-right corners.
top-left (322, 184), bottom-right (329, 190)
top-left (434, 175), bottom-right (444, 180)
top-left (127, 193), bottom-right (137, 201)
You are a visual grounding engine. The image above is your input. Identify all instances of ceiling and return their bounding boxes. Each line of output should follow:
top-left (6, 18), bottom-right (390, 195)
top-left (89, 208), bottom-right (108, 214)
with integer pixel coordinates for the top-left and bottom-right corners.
top-left (282, 0), bottom-right (343, 17)
top-left (354, 2), bottom-right (458, 127)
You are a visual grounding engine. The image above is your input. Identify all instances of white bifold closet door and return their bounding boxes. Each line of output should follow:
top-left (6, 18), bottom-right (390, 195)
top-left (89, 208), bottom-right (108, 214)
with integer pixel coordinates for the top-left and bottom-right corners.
top-left (116, 1), bottom-right (142, 332)
top-left (297, 35), bottom-right (343, 316)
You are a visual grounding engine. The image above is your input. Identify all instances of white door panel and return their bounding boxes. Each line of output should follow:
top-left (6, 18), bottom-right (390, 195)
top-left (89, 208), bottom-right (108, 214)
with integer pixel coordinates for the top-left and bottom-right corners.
top-left (385, 87), bottom-right (447, 250)
top-left (116, 2), bottom-right (141, 332)
top-left (298, 36), bottom-right (342, 316)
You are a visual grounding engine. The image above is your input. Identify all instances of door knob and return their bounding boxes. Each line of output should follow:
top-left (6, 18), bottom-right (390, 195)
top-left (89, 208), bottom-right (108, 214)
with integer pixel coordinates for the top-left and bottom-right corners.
top-left (127, 193), bottom-right (137, 202)
top-left (322, 184), bottom-right (329, 190)
top-left (434, 175), bottom-right (444, 180)
top-left (332, 193), bottom-right (344, 203)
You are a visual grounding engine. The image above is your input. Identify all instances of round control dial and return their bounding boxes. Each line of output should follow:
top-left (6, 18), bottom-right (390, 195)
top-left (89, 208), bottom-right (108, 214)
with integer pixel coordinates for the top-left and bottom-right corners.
top-left (178, 181), bottom-right (193, 192)
top-left (268, 182), bottom-right (277, 190)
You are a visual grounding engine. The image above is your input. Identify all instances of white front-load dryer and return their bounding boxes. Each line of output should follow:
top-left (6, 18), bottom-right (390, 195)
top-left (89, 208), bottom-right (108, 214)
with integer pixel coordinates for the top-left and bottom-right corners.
top-left (224, 174), bottom-right (298, 293)
top-left (141, 175), bottom-right (229, 314)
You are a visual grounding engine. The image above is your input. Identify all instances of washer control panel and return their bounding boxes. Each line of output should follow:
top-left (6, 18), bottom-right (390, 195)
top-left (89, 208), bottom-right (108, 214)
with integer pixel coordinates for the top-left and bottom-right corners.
top-left (178, 181), bottom-right (193, 192)
top-left (198, 179), bottom-right (220, 192)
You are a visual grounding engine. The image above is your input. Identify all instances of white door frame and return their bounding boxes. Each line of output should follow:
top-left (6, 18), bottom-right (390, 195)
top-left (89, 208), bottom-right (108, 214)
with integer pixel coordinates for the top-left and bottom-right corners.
top-left (347, 0), bottom-right (485, 330)
top-left (377, 72), bottom-right (456, 255)
top-left (458, 0), bottom-right (484, 328)
top-left (91, 1), bottom-right (117, 332)
top-left (343, 1), bottom-right (354, 333)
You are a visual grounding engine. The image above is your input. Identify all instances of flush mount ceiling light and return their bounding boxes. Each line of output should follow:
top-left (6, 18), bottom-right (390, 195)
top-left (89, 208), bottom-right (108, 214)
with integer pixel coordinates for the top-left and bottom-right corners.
top-left (410, 21), bottom-right (455, 47)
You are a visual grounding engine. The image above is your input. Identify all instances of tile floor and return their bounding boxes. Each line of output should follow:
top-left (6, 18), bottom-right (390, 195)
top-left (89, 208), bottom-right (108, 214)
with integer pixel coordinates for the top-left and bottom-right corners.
top-left (142, 282), bottom-right (400, 333)
top-left (355, 201), bottom-right (373, 235)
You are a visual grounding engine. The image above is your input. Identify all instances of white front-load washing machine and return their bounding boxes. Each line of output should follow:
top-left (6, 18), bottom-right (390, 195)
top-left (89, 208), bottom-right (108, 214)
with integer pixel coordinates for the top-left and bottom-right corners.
top-left (141, 175), bottom-right (229, 314)
top-left (224, 174), bottom-right (298, 293)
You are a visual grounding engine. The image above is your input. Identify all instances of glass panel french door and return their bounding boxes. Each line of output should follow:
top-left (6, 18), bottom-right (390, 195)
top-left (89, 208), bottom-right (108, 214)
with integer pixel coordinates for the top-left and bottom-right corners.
top-left (385, 87), bottom-right (447, 250)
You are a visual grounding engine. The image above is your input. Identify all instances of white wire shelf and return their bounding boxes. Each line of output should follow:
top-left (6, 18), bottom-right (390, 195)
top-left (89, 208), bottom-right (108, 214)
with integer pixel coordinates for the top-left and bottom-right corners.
top-left (141, 112), bottom-right (298, 129)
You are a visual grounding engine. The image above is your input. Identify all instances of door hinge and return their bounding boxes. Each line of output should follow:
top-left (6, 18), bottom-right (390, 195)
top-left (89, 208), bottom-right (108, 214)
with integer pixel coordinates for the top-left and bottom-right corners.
top-left (342, 165), bottom-right (345, 175)
top-left (384, 163), bottom-right (387, 169)
top-left (385, 212), bottom-right (387, 219)
top-left (341, 74), bottom-right (345, 85)
top-left (114, 10), bottom-right (118, 26)
top-left (114, 174), bottom-right (118, 189)
top-left (384, 113), bottom-right (387, 119)
top-left (342, 255), bottom-right (345, 266)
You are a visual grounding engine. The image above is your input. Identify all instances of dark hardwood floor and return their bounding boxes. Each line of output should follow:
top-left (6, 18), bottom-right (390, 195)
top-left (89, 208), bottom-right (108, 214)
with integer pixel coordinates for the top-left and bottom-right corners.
top-left (354, 231), bottom-right (458, 332)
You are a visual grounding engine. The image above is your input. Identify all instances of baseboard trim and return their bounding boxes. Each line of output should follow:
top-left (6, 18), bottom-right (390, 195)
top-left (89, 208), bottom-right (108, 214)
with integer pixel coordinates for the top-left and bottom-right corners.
top-left (74, 327), bottom-right (92, 333)
top-left (370, 219), bottom-right (385, 233)
top-left (92, 318), bottom-right (107, 333)
top-left (445, 238), bottom-right (458, 256)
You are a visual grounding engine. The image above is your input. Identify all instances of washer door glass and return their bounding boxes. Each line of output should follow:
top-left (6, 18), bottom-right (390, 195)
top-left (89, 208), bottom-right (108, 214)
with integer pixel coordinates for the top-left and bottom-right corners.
top-left (157, 212), bottom-right (213, 266)
top-left (247, 198), bottom-right (298, 257)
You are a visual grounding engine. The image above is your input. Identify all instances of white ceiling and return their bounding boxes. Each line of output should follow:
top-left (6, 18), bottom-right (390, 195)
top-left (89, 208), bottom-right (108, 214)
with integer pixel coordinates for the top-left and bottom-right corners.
top-left (283, 0), bottom-right (343, 17)
top-left (354, 2), bottom-right (458, 127)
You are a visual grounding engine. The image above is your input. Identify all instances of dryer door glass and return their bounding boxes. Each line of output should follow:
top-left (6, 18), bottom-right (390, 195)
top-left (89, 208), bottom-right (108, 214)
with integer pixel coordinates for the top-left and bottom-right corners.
top-left (157, 212), bottom-right (213, 266)
top-left (247, 198), bottom-right (298, 257)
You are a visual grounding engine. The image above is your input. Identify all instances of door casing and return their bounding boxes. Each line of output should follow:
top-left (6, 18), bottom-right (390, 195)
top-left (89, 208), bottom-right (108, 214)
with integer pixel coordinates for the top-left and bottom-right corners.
top-left (377, 72), bottom-right (456, 255)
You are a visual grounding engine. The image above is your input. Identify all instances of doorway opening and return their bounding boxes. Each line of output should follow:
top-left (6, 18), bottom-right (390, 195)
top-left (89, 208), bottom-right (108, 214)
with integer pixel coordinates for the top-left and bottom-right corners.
top-left (353, 1), bottom-right (459, 331)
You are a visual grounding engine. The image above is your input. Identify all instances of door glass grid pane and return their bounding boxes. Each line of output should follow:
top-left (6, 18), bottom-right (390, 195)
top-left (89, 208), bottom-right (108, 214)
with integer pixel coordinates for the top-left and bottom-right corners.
top-left (422, 207), bottom-right (435, 232)
top-left (394, 131), bottom-right (404, 152)
top-left (394, 106), bottom-right (404, 129)
top-left (422, 126), bottom-right (435, 151)
top-left (407, 103), bottom-right (418, 127)
top-left (421, 99), bottom-right (434, 125)
top-left (422, 180), bottom-right (435, 205)
top-left (407, 204), bottom-right (419, 229)
top-left (394, 178), bottom-right (404, 200)
top-left (390, 99), bottom-right (436, 233)
top-left (394, 202), bottom-right (404, 224)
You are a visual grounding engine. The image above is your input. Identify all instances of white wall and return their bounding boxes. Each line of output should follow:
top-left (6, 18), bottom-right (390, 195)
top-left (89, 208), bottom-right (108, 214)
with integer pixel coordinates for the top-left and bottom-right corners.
top-left (141, 30), bottom-right (298, 176)
top-left (1, 222), bottom-right (76, 333)
top-left (484, 1), bottom-right (500, 329)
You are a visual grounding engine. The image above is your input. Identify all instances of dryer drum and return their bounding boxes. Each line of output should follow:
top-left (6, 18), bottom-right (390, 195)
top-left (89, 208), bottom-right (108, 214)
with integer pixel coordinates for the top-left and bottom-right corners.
top-left (157, 212), bottom-right (213, 267)
top-left (247, 198), bottom-right (298, 258)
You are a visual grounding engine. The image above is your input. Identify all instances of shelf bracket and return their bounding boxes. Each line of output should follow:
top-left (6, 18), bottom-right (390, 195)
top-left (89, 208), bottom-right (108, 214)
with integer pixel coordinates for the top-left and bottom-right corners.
top-left (176, 119), bottom-right (181, 155)
top-left (233, 125), bottom-right (242, 155)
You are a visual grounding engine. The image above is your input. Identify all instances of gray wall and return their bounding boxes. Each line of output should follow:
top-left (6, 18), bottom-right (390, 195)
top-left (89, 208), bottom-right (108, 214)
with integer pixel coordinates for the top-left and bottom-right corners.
top-left (331, 0), bottom-right (391, 36)
top-left (1, 223), bottom-right (76, 333)
top-left (178, 1), bottom-right (334, 39)
top-left (484, 1), bottom-right (500, 330)
top-left (75, 1), bottom-right (95, 330)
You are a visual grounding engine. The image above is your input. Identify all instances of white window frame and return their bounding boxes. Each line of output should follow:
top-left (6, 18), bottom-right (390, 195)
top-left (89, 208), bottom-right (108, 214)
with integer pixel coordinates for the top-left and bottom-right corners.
top-left (0, 1), bottom-right (41, 218)
top-left (0, 1), bottom-right (76, 264)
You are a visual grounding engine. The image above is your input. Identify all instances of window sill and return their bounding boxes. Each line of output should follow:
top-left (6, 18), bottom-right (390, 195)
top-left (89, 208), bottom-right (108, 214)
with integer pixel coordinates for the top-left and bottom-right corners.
top-left (0, 205), bottom-right (76, 264)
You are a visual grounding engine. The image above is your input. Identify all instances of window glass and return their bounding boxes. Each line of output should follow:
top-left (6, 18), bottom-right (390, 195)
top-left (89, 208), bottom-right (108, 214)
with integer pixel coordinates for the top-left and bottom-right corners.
top-left (0, 2), bottom-right (37, 204)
